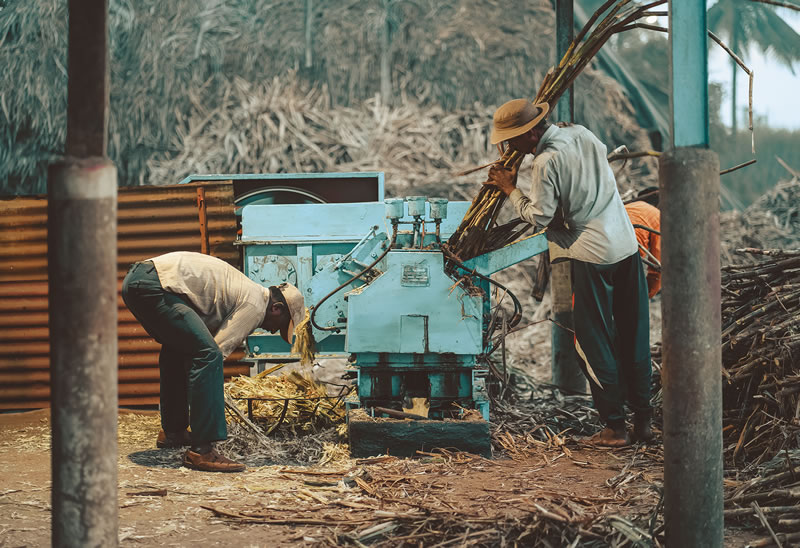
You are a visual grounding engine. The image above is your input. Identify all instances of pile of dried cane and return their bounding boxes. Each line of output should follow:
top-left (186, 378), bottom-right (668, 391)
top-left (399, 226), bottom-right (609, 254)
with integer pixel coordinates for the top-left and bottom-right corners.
top-left (721, 248), bottom-right (800, 465)
top-left (224, 369), bottom-right (345, 432)
top-left (447, 0), bottom-right (667, 262)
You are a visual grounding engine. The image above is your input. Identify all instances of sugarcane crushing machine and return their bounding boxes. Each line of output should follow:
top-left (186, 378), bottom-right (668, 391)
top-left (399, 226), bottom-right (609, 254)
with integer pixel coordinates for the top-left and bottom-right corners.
top-left (236, 177), bottom-right (548, 457)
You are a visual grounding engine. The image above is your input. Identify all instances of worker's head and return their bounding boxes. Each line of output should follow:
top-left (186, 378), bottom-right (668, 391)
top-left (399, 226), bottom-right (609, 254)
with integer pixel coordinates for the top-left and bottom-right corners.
top-left (491, 99), bottom-right (550, 154)
top-left (636, 187), bottom-right (659, 208)
top-left (264, 282), bottom-right (305, 344)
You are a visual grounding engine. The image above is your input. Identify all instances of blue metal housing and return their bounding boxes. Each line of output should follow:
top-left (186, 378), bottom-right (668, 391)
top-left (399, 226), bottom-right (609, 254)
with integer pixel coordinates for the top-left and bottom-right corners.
top-left (236, 174), bottom-right (548, 423)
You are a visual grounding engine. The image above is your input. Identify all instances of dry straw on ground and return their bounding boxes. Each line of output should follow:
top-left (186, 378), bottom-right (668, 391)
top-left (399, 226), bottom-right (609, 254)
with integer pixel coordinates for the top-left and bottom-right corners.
top-left (224, 369), bottom-right (345, 434)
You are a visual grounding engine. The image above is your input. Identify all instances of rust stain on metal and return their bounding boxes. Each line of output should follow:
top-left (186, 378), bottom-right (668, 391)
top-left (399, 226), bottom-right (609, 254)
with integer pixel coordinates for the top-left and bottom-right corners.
top-left (0, 182), bottom-right (248, 410)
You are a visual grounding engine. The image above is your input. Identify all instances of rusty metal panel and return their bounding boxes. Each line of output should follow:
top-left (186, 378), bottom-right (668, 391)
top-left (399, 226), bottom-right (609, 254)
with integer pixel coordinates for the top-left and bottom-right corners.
top-left (0, 182), bottom-right (249, 410)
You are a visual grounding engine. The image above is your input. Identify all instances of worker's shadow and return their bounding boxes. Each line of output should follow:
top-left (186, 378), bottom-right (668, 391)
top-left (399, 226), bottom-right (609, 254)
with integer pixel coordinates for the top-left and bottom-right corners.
top-left (127, 449), bottom-right (184, 469)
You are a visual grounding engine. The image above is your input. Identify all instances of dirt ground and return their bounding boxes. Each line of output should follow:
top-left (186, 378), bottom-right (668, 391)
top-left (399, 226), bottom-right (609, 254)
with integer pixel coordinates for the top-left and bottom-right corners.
top-left (0, 408), bottom-right (762, 547)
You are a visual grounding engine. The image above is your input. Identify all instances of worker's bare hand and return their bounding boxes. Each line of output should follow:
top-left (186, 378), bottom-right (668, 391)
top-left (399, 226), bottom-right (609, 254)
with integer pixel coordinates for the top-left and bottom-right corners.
top-left (485, 161), bottom-right (519, 196)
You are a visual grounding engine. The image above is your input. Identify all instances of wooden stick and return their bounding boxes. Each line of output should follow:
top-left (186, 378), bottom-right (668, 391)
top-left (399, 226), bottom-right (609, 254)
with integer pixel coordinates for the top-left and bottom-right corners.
top-left (372, 406), bottom-right (429, 421)
top-left (720, 158), bottom-right (757, 176)
top-left (224, 395), bottom-right (271, 447)
top-left (752, 501), bottom-right (785, 548)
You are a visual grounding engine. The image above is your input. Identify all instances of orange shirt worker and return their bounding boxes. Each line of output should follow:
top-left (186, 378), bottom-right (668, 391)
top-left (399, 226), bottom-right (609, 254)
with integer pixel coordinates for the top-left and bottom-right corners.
top-left (624, 195), bottom-right (661, 298)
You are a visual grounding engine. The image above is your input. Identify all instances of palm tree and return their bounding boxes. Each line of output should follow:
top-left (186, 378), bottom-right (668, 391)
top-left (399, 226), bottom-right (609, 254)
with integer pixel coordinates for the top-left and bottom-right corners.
top-left (707, 0), bottom-right (800, 133)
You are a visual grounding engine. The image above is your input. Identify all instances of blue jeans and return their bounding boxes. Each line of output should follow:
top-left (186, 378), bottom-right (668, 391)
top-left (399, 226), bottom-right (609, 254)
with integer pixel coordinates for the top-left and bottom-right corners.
top-left (121, 261), bottom-right (227, 444)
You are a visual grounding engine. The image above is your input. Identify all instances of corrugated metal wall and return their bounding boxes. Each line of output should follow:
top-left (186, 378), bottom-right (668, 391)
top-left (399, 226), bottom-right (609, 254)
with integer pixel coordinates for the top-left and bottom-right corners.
top-left (0, 182), bottom-right (250, 410)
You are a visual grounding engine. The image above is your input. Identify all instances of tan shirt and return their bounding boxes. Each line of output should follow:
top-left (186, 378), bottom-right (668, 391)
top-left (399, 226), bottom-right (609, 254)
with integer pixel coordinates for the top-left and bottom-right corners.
top-left (508, 124), bottom-right (638, 265)
top-left (150, 251), bottom-right (269, 358)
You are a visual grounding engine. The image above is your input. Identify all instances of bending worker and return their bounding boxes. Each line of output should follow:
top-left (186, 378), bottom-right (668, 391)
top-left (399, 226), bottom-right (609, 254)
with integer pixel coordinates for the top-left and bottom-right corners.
top-left (486, 99), bottom-right (652, 447)
top-left (625, 187), bottom-right (661, 299)
top-left (122, 251), bottom-right (304, 472)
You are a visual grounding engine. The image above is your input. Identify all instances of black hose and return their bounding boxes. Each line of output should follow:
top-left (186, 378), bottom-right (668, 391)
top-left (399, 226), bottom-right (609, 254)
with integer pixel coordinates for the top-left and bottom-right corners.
top-left (309, 226), bottom-right (398, 332)
top-left (441, 245), bottom-right (523, 328)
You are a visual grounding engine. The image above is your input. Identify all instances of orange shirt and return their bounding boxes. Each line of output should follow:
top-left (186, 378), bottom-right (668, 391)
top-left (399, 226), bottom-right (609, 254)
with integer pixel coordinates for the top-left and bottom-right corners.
top-left (624, 201), bottom-right (661, 298)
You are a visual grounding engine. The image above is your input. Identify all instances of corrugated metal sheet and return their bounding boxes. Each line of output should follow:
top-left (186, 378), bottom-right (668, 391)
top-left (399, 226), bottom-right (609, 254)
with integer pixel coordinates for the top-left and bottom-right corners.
top-left (0, 182), bottom-right (250, 410)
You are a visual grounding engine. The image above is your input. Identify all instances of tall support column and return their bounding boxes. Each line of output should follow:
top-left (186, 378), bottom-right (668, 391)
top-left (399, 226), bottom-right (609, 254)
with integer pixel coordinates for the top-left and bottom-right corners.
top-left (49, 159), bottom-right (118, 547)
top-left (662, 1), bottom-right (722, 546)
top-left (49, 1), bottom-right (118, 546)
top-left (551, 0), bottom-right (585, 393)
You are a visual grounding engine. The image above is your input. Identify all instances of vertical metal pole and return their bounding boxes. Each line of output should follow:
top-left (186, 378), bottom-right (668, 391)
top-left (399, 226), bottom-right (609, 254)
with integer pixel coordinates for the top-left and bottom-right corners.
top-left (551, 0), bottom-right (585, 393)
top-left (380, 0), bottom-right (392, 104)
top-left (49, 1), bottom-right (118, 546)
top-left (304, 0), bottom-right (313, 69)
top-left (662, 1), bottom-right (722, 546)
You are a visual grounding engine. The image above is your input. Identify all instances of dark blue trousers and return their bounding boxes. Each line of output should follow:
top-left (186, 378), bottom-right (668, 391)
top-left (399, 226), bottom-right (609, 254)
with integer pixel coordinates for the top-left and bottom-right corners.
top-left (571, 253), bottom-right (652, 428)
top-left (121, 261), bottom-right (227, 444)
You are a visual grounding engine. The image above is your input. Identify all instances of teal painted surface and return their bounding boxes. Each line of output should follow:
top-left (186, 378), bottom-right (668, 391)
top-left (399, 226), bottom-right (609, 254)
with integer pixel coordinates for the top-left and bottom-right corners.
top-left (669, 2), bottom-right (709, 147)
top-left (461, 232), bottom-right (549, 276)
top-left (241, 201), bottom-right (470, 243)
top-left (345, 251), bottom-right (483, 355)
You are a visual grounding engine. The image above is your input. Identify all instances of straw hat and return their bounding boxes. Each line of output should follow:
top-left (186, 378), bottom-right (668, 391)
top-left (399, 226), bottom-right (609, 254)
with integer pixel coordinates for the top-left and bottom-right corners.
top-left (276, 282), bottom-right (305, 344)
top-left (490, 99), bottom-right (550, 144)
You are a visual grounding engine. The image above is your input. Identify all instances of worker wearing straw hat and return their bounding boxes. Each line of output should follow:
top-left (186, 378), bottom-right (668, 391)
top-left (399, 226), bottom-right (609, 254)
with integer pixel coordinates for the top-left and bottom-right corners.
top-left (122, 251), bottom-right (304, 471)
top-left (486, 99), bottom-right (652, 447)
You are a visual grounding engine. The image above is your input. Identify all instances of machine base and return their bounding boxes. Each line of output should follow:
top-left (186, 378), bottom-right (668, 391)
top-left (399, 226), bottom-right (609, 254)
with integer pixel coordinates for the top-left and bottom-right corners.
top-left (348, 415), bottom-right (491, 458)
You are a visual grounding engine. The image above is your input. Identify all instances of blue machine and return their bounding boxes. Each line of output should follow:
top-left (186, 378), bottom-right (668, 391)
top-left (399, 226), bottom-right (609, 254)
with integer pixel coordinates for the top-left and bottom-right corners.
top-left (235, 173), bottom-right (548, 453)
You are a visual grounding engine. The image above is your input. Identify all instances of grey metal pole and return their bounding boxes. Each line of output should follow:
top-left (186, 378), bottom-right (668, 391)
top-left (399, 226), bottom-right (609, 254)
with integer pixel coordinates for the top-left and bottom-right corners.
top-left (304, 0), bottom-right (313, 69)
top-left (49, 0), bottom-right (118, 546)
top-left (49, 159), bottom-right (118, 548)
top-left (551, 0), bottom-right (585, 393)
top-left (662, 1), bottom-right (722, 546)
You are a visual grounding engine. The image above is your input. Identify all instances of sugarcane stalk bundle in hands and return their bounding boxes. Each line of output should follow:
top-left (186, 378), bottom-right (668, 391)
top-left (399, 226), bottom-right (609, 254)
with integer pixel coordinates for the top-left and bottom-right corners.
top-left (446, 0), bottom-right (667, 263)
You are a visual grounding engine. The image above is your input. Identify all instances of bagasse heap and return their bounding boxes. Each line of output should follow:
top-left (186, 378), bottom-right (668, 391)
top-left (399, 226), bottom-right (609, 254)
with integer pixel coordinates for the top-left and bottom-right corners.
top-left (225, 369), bottom-right (344, 431)
top-left (447, 0), bottom-right (665, 262)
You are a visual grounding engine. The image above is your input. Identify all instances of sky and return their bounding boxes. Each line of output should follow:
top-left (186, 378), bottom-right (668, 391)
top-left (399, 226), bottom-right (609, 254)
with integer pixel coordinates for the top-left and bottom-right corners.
top-left (707, 8), bottom-right (800, 131)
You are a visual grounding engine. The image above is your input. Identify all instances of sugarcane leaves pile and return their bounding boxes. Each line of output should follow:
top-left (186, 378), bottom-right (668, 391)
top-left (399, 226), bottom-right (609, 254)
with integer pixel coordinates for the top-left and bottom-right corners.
top-left (721, 248), bottom-right (800, 465)
top-left (446, 0), bottom-right (667, 263)
top-left (224, 369), bottom-right (345, 434)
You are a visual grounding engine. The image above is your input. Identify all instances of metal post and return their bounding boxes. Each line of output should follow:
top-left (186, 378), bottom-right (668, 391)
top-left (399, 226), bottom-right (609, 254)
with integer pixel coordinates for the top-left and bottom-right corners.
top-left (662, 2), bottom-right (722, 546)
top-left (65, 0), bottom-right (110, 158)
top-left (304, 0), bottom-right (313, 69)
top-left (551, 0), bottom-right (585, 393)
top-left (50, 1), bottom-right (118, 546)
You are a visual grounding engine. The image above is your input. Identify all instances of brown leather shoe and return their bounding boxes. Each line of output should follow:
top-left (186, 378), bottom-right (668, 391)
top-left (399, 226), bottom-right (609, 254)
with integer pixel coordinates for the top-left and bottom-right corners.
top-left (156, 429), bottom-right (192, 448)
top-left (182, 448), bottom-right (246, 473)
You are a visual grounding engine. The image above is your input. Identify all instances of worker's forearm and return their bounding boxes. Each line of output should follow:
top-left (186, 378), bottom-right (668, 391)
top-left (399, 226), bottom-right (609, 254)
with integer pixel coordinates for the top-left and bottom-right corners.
top-left (508, 189), bottom-right (552, 228)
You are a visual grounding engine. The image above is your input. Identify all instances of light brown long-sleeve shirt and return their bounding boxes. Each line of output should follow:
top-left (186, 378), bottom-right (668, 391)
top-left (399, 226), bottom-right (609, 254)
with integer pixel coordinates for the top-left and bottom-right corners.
top-left (150, 251), bottom-right (269, 358)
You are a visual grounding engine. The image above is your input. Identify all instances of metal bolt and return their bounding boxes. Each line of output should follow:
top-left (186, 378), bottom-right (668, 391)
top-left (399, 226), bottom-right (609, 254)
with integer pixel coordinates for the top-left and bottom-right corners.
top-left (306, 287), bottom-right (312, 293)
top-left (270, 256), bottom-right (276, 262)
top-left (371, 252), bottom-right (377, 258)
top-left (253, 346), bottom-right (260, 353)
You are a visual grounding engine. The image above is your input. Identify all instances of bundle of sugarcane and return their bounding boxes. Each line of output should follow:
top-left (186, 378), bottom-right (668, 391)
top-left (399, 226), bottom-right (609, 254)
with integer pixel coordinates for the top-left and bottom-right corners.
top-left (224, 369), bottom-right (345, 432)
top-left (447, 0), bottom-right (666, 262)
top-left (720, 248), bottom-right (800, 465)
top-left (291, 307), bottom-right (316, 366)
top-left (724, 455), bottom-right (800, 544)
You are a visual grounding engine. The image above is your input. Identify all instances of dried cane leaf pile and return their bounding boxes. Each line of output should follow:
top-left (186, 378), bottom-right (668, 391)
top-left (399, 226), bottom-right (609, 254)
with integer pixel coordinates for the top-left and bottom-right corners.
top-left (721, 248), bottom-right (800, 466)
top-left (224, 369), bottom-right (345, 433)
top-left (724, 451), bottom-right (800, 546)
